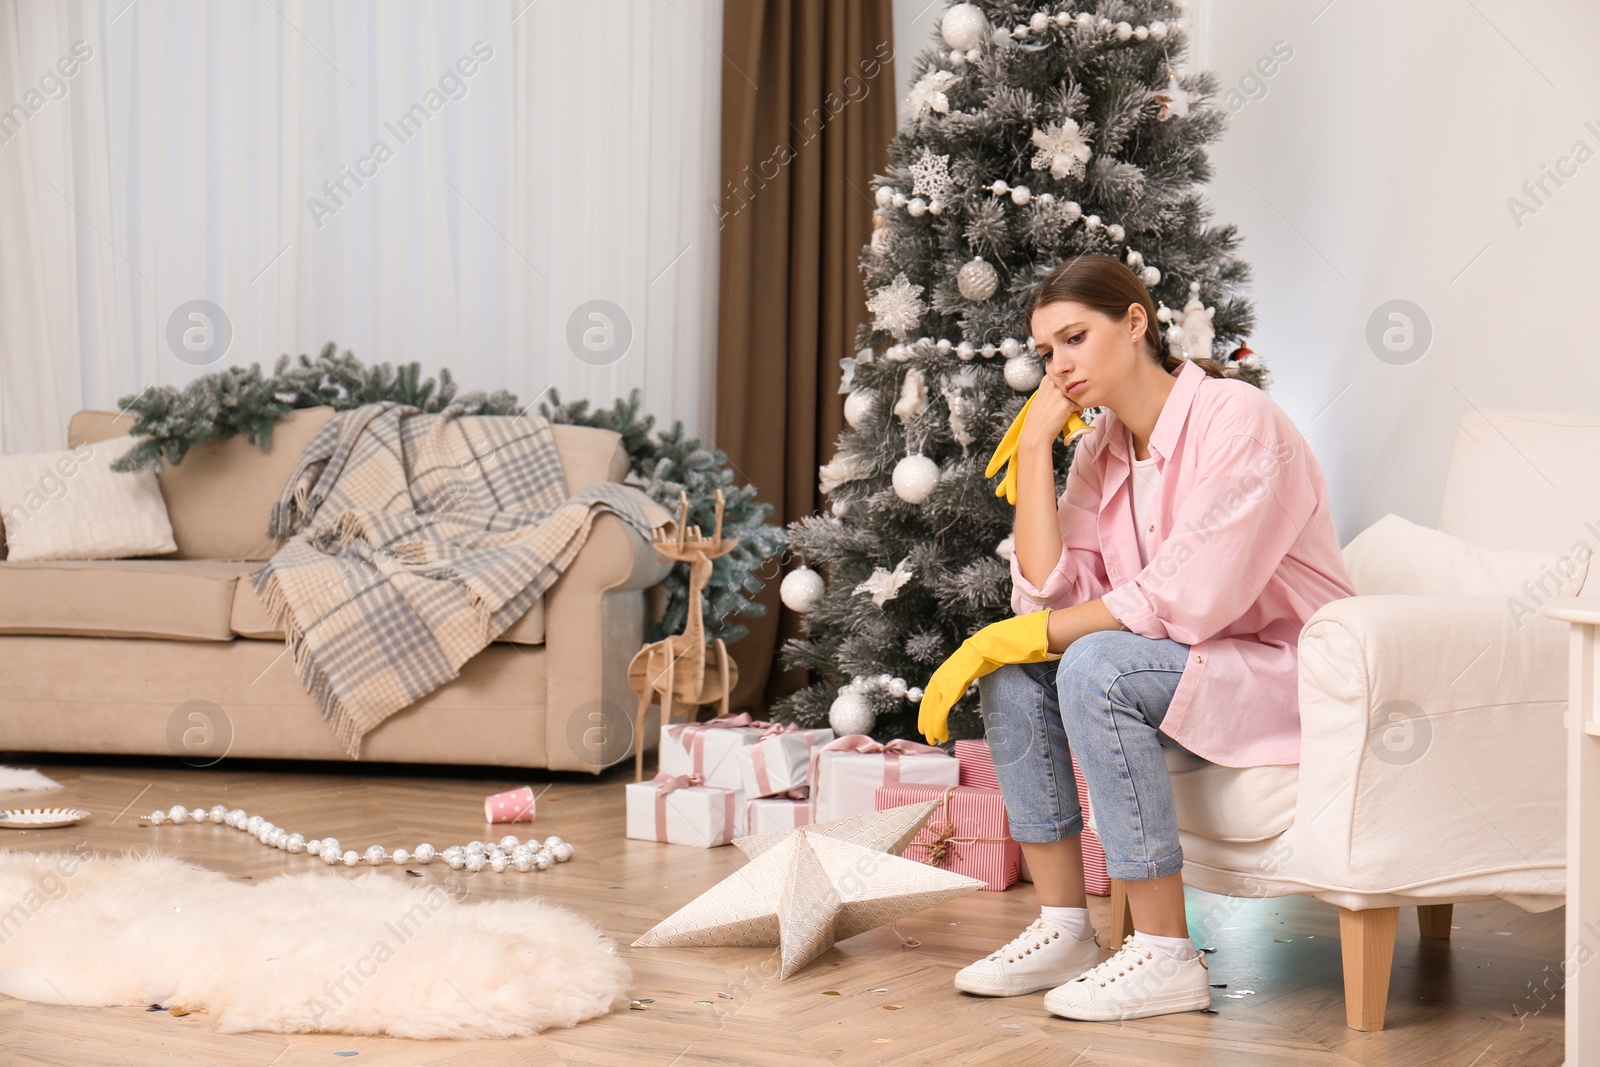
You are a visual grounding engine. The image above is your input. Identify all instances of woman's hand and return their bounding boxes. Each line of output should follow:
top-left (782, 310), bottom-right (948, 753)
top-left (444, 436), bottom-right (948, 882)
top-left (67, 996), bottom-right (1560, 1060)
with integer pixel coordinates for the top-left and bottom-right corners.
top-left (1019, 375), bottom-right (1082, 451)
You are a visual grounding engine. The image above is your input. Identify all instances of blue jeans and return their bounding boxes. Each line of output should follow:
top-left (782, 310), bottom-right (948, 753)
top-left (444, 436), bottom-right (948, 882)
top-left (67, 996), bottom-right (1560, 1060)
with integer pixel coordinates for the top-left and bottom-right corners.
top-left (977, 630), bottom-right (1207, 882)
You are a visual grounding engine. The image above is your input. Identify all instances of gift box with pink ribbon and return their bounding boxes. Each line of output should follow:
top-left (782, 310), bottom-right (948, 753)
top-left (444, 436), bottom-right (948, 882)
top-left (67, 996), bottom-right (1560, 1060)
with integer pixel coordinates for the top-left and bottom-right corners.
top-left (744, 796), bottom-right (814, 836)
top-left (951, 738), bottom-right (1109, 895)
top-left (625, 773), bottom-right (739, 848)
top-left (807, 734), bottom-right (960, 824)
top-left (736, 724), bottom-right (834, 800)
top-left (658, 713), bottom-right (774, 795)
top-left (875, 782), bottom-right (1020, 892)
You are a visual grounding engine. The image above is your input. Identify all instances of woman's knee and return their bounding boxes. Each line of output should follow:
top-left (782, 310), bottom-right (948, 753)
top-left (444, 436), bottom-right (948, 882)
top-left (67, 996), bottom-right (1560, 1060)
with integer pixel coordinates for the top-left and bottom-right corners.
top-left (1054, 630), bottom-right (1131, 699)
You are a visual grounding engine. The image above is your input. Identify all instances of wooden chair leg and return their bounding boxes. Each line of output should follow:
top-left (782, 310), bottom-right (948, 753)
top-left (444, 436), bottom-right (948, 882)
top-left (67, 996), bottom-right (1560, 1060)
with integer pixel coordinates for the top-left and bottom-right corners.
top-left (1417, 903), bottom-right (1453, 940)
top-left (1338, 905), bottom-right (1399, 1031)
top-left (1108, 879), bottom-right (1133, 948)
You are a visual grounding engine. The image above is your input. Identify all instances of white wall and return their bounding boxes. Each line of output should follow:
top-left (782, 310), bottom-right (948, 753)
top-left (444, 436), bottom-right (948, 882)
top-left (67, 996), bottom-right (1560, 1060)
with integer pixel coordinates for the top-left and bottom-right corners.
top-left (894, 0), bottom-right (1600, 544)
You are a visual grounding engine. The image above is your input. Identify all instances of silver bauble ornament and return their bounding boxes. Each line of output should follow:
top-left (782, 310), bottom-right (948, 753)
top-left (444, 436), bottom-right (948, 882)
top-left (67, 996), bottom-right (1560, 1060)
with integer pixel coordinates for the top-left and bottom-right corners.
top-left (843, 389), bottom-right (875, 428)
top-left (829, 689), bottom-right (877, 736)
top-left (956, 257), bottom-right (999, 302)
top-left (780, 565), bottom-right (825, 613)
top-left (1004, 356), bottom-right (1045, 392)
top-left (891, 453), bottom-right (940, 504)
top-left (941, 3), bottom-right (988, 50)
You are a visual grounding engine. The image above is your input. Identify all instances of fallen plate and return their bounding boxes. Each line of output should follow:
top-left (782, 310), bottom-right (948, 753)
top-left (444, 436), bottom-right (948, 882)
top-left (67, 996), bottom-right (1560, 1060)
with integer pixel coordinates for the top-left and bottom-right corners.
top-left (0, 807), bottom-right (90, 829)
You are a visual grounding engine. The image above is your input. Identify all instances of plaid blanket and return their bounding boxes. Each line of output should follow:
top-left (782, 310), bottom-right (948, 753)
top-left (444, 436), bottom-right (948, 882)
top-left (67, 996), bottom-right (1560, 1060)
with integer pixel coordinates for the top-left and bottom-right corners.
top-left (251, 401), bottom-right (675, 758)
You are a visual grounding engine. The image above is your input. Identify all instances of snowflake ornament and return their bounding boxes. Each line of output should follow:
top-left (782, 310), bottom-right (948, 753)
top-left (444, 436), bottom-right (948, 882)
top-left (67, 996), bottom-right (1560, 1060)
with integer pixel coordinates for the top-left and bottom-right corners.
top-left (855, 555), bottom-right (915, 608)
top-left (1152, 73), bottom-right (1201, 121)
top-left (909, 149), bottom-right (955, 202)
top-left (868, 273), bottom-right (927, 339)
top-left (1030, 118), bottom-right (1093, 180)
top-left (902, 69), bottom-right (958, 122)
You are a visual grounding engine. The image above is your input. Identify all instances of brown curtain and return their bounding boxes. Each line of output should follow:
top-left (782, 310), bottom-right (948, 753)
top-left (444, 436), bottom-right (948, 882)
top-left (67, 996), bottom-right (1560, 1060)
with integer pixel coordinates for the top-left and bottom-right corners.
top-left (714, 0), bottom-right (897, 715)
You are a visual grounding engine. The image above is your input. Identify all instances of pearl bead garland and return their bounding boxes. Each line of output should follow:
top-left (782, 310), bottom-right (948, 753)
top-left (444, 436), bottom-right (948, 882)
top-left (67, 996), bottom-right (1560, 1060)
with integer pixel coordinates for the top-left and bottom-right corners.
top-left (140, 805), bottom-right (575, 874)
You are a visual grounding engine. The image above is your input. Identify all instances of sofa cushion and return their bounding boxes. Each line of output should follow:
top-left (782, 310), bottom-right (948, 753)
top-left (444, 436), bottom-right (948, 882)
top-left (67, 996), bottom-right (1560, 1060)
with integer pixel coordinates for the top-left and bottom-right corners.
top-left (1168, 759), bottom-right (1298, 843)
top-left (68, 407), bottom-right (337, 561)
top-left (228, 574), bottom-right (546, 645)
top-left (0, 435), bottom-right (177, 561)
top-left (0, 559), bottom-right (257, 641)
top-left (1341, 512), bottom-right (1590, 598)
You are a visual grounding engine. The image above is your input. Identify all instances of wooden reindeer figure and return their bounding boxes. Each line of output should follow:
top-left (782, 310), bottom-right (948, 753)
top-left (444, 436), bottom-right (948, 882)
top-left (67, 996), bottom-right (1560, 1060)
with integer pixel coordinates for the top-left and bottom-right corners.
top-left (630, 488), bottom-right (741, 781)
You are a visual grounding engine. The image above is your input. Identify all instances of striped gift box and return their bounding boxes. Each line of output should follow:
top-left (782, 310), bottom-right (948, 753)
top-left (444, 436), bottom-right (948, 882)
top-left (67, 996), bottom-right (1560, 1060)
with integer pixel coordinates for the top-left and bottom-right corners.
top-left (875, 782), bottom-right (1020, 892)
top-left (953, 739), bottom-right (999, 789)
top-left (955, 739), bottom-right (1109, 896)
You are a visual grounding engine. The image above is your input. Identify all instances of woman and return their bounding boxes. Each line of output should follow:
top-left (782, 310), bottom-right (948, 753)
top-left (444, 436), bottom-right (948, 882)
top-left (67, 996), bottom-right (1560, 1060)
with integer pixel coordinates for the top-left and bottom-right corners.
top-left (917, 253), bottom-right (1356, 1022)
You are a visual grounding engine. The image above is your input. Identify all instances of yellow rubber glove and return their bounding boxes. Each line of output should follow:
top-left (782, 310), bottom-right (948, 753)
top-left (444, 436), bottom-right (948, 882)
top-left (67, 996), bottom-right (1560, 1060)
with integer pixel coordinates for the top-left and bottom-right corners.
top-left (918, 610), bottom-right (1056, 745)
top-left (984, 393), bottom-right (1093, 506)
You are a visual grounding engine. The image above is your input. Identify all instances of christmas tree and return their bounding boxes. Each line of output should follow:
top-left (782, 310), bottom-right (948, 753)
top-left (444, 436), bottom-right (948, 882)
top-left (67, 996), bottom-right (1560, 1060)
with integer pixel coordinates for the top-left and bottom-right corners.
top-left (770, 1), bottom-right (1268, 742)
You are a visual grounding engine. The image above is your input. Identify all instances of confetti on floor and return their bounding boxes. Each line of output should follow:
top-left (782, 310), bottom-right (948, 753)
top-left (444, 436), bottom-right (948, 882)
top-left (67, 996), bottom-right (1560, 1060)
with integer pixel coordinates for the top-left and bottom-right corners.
top-left (822, 990), bottom-right (841, 996)
top-left (1274, 937), bottom-right (1293, 943)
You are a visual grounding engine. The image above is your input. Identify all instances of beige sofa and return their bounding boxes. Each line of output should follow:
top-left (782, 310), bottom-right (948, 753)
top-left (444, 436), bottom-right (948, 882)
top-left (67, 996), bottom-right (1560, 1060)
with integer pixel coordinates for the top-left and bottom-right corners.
top-left (0, 407), bottom-right (671, 772)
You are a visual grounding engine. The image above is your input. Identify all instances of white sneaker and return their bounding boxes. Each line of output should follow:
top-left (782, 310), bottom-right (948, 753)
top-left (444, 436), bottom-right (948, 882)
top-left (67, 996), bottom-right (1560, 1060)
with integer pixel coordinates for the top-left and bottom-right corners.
top-left (1043, 935), bottom-right (1213, 1021)
top-left (954, 918), bottom-right (1102, 997)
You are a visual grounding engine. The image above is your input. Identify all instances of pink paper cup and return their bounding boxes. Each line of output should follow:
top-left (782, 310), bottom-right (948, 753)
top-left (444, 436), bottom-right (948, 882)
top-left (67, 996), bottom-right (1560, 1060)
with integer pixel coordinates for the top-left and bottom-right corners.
top-left (485, 786), bottom-right (536, 823)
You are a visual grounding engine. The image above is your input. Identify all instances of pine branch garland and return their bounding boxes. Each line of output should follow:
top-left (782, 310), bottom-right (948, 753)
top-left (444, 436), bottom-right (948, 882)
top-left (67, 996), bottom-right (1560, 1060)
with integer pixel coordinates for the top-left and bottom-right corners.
top-left (109, 346), bottom-right (784, 646)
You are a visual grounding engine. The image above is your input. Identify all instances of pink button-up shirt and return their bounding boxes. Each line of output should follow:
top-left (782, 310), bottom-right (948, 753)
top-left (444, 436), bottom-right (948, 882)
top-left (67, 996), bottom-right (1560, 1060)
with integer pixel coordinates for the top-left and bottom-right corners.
top-left (1010, 358), bottom-right (1356, 767)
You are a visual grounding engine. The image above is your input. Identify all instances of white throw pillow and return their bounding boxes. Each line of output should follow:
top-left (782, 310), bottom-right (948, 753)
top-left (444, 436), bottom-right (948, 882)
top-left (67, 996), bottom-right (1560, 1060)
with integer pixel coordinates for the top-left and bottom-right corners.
top-left (0, 435), bottom-right (177, 561)
top-left (1341, 513), bottom-right (1589, 598)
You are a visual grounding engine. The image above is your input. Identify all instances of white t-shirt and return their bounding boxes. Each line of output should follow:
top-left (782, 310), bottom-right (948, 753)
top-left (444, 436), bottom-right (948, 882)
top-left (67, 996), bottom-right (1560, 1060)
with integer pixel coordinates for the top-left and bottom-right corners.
top-left (1128, 425), bottom-right (1160, 567)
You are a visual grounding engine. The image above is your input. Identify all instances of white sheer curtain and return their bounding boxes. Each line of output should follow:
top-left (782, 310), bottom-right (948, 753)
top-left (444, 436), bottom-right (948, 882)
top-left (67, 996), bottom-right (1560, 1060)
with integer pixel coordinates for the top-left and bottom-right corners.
top-left (0, 0), bottom-right (723, 454)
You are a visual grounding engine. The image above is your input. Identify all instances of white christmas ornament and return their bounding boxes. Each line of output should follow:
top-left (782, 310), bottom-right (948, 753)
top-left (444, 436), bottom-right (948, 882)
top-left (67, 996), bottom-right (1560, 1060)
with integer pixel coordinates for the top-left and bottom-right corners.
top-left (909, 150), bottom-right (954, 203)
top-left (1153, 73), bottom-right (1201, 121)
top-left (941, 367), bottom-right (980, 448)
top-left (941, 3), bottom-right (988, 50)
top-left (1142, 265), bottom-right (1162, 287)
top-left (902, 69), bottom-right (959, 122)
top-left (892, 453), bottom-right (940, 504)
top-left (843, 389), bottom-right (875, 428)
top-left (829, 688), bottom-right (877, 736)
top-left (956, 257), bottom-right (999, 302)
top-left (781, 565), bottom-right (825, 613)
top-left (1179, 281), bottom-right (1216, 361)
top-left (868, 273), bottom-right (927, 340)
top-left (892, 367), bottom-right (928, 424)
top-left (855, 555), bottom-right (914, 608)
top-left (995, 534), bottom-right (1015, 562)
top-left (1004, 355), bottom-right (1045, 392)
top-left (818, 450), bottom-right (871, 494)
top-left (1030, 119), bottom-right (1093, 180)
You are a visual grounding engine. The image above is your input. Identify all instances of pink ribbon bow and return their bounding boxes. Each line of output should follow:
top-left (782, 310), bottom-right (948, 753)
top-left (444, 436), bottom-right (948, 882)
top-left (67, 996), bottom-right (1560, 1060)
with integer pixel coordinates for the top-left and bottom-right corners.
top-left (665, 713), bottom-right (775, 777)
top-left (806, 733), bottom-right (949, 798)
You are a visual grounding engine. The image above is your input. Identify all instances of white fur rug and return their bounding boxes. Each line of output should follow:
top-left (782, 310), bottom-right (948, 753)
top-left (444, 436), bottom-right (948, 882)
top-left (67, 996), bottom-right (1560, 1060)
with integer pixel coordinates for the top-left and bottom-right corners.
top-left (0, 767), bottom-right (61, 792)
top-left (0, 850), bottom-right (632, 1039)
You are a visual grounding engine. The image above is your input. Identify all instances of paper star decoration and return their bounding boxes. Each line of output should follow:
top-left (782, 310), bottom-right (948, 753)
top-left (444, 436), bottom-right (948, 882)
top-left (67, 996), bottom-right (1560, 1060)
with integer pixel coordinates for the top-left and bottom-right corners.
top-left (901, 69), bottom-right (958, 122)
top-left (867, 273), bottom-right (927, 339)
top-left (854, 555), bottom-right (914, 607)
top-left (1152, 73), bottom-right (1201, 121)
top-left (1030, 118), bottom-right (1093, 180)
top-left (909, 149), bottom-right (954, 202)
top-left (634, 801), bottom-right (985, 979)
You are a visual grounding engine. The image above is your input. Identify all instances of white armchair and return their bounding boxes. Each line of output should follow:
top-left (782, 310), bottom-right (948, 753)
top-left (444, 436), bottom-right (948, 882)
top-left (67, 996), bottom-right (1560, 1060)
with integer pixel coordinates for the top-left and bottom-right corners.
top-left (1095, 407), bottom-right (1598, 1030)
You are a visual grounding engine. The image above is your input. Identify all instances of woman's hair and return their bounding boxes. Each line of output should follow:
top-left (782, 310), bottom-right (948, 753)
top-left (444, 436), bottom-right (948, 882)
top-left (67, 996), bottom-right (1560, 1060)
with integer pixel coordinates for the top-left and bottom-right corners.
top-left (1028, 254), bottom-right (1234, 380)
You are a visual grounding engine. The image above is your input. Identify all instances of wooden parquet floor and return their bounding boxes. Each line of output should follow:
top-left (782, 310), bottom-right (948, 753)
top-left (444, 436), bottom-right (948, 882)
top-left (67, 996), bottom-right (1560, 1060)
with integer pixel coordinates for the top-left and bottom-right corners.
top-left (0, 756), bottom-right (1565, 1067)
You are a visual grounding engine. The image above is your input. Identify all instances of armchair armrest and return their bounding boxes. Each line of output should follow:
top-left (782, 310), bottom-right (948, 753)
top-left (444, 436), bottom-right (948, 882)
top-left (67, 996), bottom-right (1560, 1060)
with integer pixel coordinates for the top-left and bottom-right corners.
top-left (543, 509), bottom-right (673, 772)
top-left (1286, 594), bottom-right (1568, 900)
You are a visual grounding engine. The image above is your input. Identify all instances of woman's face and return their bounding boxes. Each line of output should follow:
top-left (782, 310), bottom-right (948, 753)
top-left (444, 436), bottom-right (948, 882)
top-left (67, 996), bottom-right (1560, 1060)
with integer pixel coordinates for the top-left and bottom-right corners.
top-left (1029, 299), bottom-right (1149, 408)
